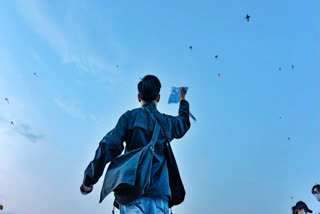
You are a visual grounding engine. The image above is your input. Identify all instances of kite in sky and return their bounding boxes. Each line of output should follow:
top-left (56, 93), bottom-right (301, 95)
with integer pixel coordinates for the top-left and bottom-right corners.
top-left (291, 65), bottom-right (294, 70)
top-left (11, 121), bottom-right (14, 125)
top-left (245, 14), bottom-right (250, 22)
top-left (217, 73), bottom-right (221, 78)
top-left (215, 55), bottom-right (218, 59)
top-left (288, 137), bottom-right (291, 141)
top-left (189, 45), bottom-right (192, 50)
top-left (278, 67), bottom-right (282, 71)
top-left (5, 98), bottom-right (9, 104)
top-left (168, 87), bottom-right (196, 121)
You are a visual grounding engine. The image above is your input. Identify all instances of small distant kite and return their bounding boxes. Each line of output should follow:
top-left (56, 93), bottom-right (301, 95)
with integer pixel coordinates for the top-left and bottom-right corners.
top-left (215, 55), bottom-right (218, 59)
top-left (5, 98), bottom-right (9, 104)
top-left (245, 14), bottom-right (250, 22)
top-left (291, 65), bottom-right (294, 70)
top-left (11, 121), bottom-right (14, 125)
top-left (217, 73), bottom-right (221, 78)
top-left (290, 196), bottom-right (294, 199)
top-left (288, 137), bottom-right (291, 141)
top-left (278, 67), bottom-right (282, 71)
top-left (34, 72), bottom-right (37, 75)
top-left (168, 87), bottom-right (197, 121)
top-left (189, 45), bottom-right (192, 50)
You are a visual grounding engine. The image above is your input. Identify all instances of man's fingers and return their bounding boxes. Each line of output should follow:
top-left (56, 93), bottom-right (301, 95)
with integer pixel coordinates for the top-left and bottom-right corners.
top-left (180, 87), bottom-right (187, 97)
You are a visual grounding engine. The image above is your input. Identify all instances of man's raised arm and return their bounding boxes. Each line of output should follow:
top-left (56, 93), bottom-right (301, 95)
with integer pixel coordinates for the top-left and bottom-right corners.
top-left (169, 87), bottom-right (191, 139)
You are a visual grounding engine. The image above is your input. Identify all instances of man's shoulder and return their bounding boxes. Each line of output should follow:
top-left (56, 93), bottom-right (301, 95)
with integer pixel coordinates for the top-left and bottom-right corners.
top-left (123, 107), bottom-right (174, 123)
top-left (126, 107), bottom-right (174, 123)
top-left (125, 107), bottom-right (143, 116)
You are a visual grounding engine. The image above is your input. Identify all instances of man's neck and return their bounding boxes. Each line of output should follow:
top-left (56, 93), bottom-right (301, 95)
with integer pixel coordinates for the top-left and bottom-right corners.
top-left (141, 100), bottom-right (157, 107)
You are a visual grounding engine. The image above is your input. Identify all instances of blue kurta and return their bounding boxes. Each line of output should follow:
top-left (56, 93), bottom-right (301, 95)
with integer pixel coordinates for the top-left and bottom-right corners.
top-left (83, 100), bottom-right (190, 204)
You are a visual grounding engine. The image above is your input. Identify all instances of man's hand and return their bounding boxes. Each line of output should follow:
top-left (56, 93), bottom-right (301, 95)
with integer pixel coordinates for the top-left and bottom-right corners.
top-left (80, 183), bottom-right (93, 195)
top-left (179, 87), bottom-right (187, 101)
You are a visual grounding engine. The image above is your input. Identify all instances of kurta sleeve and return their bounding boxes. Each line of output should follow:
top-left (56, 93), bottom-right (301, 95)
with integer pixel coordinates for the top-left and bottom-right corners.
top-left (83, 111), bottom-right (128, 187)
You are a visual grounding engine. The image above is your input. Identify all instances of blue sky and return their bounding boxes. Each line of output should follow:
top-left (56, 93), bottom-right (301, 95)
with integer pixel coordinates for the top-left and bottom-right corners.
top-left (0, 0), bottom-right (319, 213)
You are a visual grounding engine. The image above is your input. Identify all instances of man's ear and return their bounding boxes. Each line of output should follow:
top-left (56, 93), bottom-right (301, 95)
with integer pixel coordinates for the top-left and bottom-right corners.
top-left (138, 94), bottom-right (142, 102)
top-left (156, 94), bottom-right (160, 102)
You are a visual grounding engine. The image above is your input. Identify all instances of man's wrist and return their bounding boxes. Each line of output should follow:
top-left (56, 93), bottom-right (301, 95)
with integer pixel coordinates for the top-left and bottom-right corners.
top-left (179, 99), bottom-right (189, 106)
top-left (83, 178), bottom-right (93, 187)
top-left (83, 183), bottom-right (93, 188)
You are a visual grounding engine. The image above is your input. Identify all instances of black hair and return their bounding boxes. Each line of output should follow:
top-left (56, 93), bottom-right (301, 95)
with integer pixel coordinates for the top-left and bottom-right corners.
top-left (312, 184), bottom-right (320, 194)
top-left (292, 206), bottom-right (299, 214)
top-left (137, 75), bottom-right (161, 101)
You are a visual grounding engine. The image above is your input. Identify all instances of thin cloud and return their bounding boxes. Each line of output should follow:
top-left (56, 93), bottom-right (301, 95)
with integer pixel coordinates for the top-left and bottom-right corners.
top-left (17, 0), bottom-right (116, 74)
top-left (0, 116), bottom-right (43, 143)
top-left (54, 98), bottom-right (86, 120)
top-left (31, 49), bottom-right (44, 65)
top-left (0, 116), bottom-right (9, 123)
top-left (14, 123), bottom-right (44, 143)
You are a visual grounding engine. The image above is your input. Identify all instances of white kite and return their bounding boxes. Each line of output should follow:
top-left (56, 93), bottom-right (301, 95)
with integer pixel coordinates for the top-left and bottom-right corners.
top-left (168, 87), bottom-right (196, 121)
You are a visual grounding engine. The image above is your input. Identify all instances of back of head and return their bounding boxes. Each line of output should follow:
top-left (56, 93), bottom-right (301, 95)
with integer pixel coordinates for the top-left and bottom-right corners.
top-left (138, 75), bottom-right (161, 101)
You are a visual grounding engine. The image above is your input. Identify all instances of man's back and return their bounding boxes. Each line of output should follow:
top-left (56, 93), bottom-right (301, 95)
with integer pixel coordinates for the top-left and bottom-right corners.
top-left (123, 100), bottom-right (190, 199)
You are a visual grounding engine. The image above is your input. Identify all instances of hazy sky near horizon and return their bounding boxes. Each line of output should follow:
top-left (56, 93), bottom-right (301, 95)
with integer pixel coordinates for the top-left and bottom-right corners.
top-left (0, 0), bottom-right (319, 214)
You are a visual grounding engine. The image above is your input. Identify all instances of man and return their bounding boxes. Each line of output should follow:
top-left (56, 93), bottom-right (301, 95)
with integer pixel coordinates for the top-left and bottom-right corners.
top-left (80, 75), bottom-right (191, 213)
top-left (312, 184), bottom-right (320, 202)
